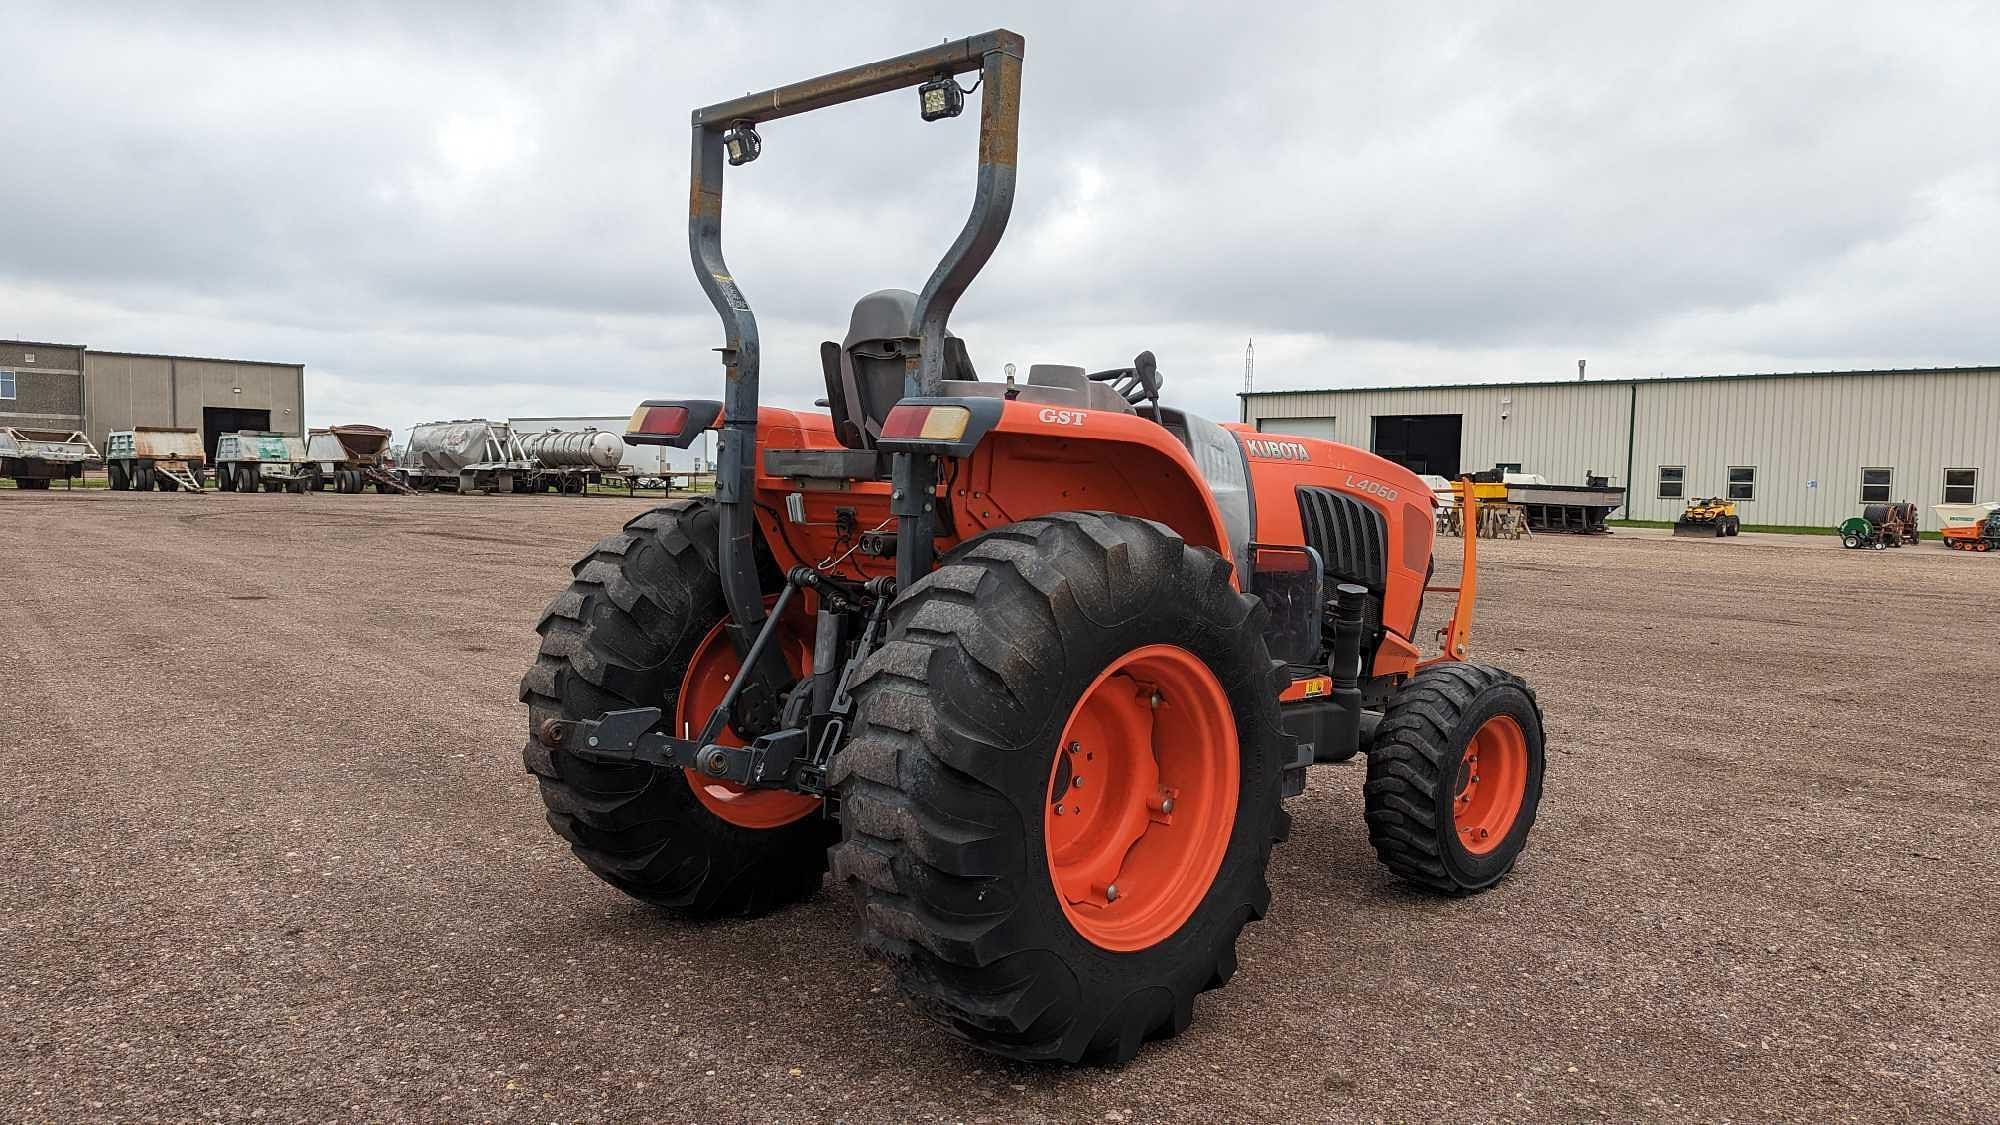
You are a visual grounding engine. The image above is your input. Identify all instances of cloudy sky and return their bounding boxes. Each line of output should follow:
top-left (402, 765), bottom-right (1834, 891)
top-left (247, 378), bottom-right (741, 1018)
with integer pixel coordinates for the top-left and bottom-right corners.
top-left (4, 1), bottom-right (1995, 437)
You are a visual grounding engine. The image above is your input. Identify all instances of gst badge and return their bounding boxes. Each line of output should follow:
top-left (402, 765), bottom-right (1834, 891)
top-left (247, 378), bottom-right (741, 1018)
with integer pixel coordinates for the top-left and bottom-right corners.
top-left (1038, 408), bottom-right (1088, 426)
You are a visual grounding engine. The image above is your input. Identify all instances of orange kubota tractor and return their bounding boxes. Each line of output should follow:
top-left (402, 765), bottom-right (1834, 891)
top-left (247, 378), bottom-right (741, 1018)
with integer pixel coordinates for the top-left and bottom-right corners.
top-left (522, 29), bottom-right (1547, 1064)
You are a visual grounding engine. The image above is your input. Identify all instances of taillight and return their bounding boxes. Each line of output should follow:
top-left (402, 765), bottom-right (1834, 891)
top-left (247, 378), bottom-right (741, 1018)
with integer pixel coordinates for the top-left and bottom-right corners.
top-left (628, 404), bottom-right (689, 436)
top-left (625, 400), bottom-right (722, 448)
top-left (880, 403), bottom-right (972, 442)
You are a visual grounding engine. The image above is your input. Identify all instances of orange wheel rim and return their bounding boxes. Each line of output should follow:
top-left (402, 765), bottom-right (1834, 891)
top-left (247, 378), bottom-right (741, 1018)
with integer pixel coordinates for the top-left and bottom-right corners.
top-left (676, 614), bottom-right (821, 830)
top-left (1454, 714), bottom-right (1528, 855)
top-left (1045, 644), bottom-right (1238, 952)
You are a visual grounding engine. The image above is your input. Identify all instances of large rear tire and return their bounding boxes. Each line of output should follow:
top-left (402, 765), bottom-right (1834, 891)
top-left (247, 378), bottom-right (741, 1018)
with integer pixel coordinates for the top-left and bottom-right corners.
top-left (519, 497), bottom-right (835, 916)
top-left (832, 512), bottom-right (1289, 1064)
top-left (1364, 663), bottom-right (1545, 895)
top-left (107, 461), bottom-right (129, 491)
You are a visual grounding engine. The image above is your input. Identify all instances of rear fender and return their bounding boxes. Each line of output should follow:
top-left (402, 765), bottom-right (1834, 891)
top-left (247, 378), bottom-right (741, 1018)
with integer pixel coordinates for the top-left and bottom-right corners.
top-left (954, 400), bottom-right (1239, 585)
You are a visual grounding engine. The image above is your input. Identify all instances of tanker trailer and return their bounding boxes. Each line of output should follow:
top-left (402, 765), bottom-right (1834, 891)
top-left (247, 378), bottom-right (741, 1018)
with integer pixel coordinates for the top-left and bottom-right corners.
top-left (513, 428), bottom-right (625, 494)
top-left (104, 427), bottom-right (207, 492)
top-left (398, 420), bottom-right (518, 492)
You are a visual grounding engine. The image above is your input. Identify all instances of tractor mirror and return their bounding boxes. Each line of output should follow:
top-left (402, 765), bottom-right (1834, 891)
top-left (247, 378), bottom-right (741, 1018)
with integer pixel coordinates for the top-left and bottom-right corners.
top-left (1249, 544), bottom-right (1324, 666)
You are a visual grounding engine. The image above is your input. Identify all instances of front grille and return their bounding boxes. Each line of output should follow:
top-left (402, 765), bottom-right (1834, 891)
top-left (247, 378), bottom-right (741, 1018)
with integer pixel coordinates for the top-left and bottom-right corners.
top-left (1296, 486), bottom-right (1387, 592)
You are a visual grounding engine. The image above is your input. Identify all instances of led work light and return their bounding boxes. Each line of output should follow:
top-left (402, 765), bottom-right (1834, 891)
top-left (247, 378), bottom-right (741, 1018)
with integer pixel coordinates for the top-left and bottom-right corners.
top-left (723, 122), bottom-right (762, 165)
top-left (917, 75), bottom-right (964, 121)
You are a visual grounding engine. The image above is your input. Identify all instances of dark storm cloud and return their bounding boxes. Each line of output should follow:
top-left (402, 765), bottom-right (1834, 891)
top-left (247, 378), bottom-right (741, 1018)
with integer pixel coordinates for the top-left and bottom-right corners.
top-left (2, 0), bottom-right (1993, 431)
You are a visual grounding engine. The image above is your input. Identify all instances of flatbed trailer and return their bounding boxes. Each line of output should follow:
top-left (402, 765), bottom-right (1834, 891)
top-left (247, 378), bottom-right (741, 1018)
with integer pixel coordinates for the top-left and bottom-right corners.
top-left (105, 427), bottom-right (208, 492)
top-left (1, 428), bottom-right (97, 489)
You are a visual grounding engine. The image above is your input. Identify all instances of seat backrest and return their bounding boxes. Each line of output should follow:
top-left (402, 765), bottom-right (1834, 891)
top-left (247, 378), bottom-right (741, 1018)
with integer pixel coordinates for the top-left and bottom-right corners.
top-left (821, 289), bottom-right (981, 449)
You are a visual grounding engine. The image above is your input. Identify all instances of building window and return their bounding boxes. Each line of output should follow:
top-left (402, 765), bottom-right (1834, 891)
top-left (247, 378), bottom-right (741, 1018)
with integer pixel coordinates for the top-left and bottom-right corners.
top-left (1859, 467), bottom-right (1893, 504)
top-left (1258, 416), bottom-right (1336, 439)
top-left (1727, 466), bottom-right (1756, 501)
top-left (1494, 462), bottom-right (1523, 474)
top-left (1658, 465), bottom-right (1685, 499)
top-left (0, 370), bottom-right (13, 400)
top-left (1943, 468), bottom-right (1978, 504)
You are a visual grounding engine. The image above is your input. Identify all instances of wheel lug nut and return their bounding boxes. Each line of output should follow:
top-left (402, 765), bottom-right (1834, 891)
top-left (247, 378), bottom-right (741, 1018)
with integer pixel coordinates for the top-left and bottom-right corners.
top-left (1105, 884), bottom-right (1119, 902)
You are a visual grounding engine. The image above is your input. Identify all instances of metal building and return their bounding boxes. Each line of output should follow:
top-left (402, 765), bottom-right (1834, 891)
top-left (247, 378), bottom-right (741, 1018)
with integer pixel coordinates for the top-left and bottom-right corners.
top-left (506, 415), bottom-right (702, 476)
top-left (1242, 366), bottom-right (2000, 531)
top-left (1, 339), bottom-right (306, 460)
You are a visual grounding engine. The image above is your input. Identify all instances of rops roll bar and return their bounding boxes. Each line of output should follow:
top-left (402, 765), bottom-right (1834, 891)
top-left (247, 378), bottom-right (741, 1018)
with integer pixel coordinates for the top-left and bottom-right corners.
top-left (685, 29), bottom-right (1023, 650)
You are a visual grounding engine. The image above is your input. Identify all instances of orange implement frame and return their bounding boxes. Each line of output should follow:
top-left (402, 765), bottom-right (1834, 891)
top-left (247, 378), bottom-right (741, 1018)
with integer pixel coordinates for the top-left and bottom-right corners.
top-left (1419, 479), bottom-right (1478, 666)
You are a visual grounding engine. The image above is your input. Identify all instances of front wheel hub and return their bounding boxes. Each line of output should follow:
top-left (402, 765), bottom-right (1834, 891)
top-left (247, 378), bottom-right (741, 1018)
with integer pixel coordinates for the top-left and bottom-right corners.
top-left (1045, 644), bottom-right (1238, 951)
top-left (1453, 715), bottom-right (1529, 854)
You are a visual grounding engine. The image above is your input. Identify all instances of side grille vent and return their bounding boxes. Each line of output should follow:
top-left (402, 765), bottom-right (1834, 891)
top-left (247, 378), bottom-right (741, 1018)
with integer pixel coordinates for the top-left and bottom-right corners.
top-left (1295, 486), bottom-right (1388, 591)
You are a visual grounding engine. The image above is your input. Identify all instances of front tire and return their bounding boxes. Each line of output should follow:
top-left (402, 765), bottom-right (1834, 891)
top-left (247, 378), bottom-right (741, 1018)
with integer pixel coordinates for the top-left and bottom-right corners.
top-left (519, 497), bottom-right (835, 916)
top-left (1364, 664), bottom-right (1545, 895)
top-left (832, 512), bottom-right (1289, 1064)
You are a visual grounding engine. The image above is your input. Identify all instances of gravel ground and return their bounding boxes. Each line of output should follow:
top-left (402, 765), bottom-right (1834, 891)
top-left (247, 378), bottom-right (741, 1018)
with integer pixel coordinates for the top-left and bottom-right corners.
top-left (2, 488), bottom-right (1994, 1123)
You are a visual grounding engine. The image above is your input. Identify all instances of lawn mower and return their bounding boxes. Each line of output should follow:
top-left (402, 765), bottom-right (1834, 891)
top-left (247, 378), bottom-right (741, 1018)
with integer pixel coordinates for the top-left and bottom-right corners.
top-left (520, 30), bottom-right (1546, 1065)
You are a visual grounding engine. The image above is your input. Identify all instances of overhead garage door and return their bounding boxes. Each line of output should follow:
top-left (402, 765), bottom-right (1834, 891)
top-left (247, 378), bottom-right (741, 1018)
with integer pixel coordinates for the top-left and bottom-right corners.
top-left (1371, 413), bottom-right (1462, 478)
top-left (1257, 416), bottom-right (1338, 440)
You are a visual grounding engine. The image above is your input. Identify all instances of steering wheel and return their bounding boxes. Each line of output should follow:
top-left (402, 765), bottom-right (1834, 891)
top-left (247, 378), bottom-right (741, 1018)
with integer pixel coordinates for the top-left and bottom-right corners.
top-left (1085, 350), bottom-right (1162, 406)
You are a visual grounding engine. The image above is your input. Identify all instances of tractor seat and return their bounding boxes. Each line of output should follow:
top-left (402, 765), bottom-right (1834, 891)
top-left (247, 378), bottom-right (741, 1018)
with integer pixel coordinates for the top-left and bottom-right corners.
top-left (820, 290), bottom-right (1134, 449)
